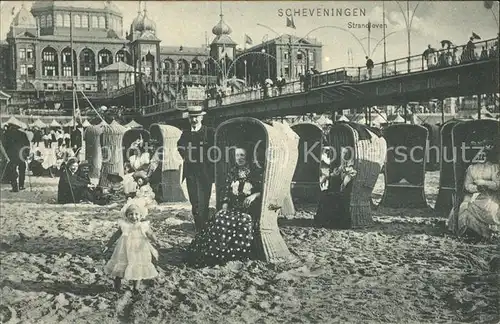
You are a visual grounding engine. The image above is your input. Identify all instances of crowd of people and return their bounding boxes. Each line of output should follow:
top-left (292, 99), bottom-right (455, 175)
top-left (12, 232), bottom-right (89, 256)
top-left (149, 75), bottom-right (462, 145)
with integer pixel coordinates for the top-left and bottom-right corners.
top-left (1, 106), bottom-right (499, 293)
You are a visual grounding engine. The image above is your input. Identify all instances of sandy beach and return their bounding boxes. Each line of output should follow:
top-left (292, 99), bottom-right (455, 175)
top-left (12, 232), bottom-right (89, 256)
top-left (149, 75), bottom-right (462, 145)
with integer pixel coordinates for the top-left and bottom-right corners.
top-left (0, 171), bottom-right (498, 323)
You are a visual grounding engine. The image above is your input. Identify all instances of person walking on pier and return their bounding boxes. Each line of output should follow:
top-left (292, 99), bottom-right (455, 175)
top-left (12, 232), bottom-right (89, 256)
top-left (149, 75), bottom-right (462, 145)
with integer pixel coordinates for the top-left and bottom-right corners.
top-left (365, 56), bottom-right (374, 80)
top-left (177, 106), bottom-right (215, 232)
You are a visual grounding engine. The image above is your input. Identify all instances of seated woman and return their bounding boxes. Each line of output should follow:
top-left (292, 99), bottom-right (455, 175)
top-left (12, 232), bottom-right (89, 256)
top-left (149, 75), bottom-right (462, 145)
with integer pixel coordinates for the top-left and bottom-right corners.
top-left (94, 173), bottom-right (127, 207)
top-left (316, 146), bottom-right (358, 228)
top-left (57, 158), bottom-right (94, 204)
top-left (132, 171), bottom-right (157, 209)
top-left (128, 138), bottom-right (150, 172)
top-left (448, 143), bottom-right (500, 241)
top-left (187, 146), bottom-right (263, 267)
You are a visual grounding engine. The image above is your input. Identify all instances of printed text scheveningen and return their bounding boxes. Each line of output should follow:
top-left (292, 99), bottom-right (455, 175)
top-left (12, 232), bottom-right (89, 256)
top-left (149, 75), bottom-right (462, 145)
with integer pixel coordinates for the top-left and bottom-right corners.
top-left (278, 8), bottom-right (366, 18)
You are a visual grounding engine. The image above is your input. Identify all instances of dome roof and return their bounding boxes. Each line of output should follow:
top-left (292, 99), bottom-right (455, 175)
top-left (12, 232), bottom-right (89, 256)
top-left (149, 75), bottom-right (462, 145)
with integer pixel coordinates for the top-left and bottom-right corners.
top-left (133, 10), bottom-right (156, 33)
top-left (212, 14), bottom-right (232, 36)
top-left (12, 4), bottom-right (37, 28)
top-left (31, 0), bottom-right (122, 16)
top-left (130, 10), bottom-right (143, 33)
top-left (141, 12), bottom-right (156, 32)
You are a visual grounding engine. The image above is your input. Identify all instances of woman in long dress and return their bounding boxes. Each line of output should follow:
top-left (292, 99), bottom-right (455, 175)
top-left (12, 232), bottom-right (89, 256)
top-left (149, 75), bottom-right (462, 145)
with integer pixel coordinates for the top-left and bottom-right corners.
top-left (187, 146), bottom-right (263, 267)
top-left (448, 143), bottom-right (500, 240)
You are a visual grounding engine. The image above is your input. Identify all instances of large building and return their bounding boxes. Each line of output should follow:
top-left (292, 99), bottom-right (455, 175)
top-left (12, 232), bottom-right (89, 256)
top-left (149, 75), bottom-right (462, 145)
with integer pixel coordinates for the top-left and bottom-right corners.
top-left (0, 1), bottom-right (322, 113)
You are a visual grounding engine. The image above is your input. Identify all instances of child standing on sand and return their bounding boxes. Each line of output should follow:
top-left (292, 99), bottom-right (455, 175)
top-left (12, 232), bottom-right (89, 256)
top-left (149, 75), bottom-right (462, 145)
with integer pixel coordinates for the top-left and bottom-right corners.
top-left (103, 201), bottom-right (160, 293)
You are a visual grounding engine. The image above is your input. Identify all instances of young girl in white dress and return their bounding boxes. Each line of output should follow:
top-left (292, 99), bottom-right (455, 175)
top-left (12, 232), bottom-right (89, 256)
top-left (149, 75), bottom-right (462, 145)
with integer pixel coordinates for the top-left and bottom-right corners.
top-left (133, 171), bottom-right (157, 208)
top-left (103, 201), bottom-right (159, 293)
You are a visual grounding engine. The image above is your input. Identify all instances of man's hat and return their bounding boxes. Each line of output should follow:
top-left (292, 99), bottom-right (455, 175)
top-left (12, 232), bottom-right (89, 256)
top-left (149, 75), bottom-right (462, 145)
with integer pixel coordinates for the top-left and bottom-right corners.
top-left (107, 172), bottom-right (123, 183)
top-left (186, 106), bottom-right (206, 118)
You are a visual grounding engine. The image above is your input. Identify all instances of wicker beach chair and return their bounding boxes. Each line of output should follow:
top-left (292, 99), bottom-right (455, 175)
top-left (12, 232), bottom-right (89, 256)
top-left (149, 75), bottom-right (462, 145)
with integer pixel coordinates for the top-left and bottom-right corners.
top-left (434, 120), bottom-right (461, 216)
top-left (379, 124), bottom-right (430, 209)
top-left (98, 121), bottom-right (126, 187)
top-left (215, 117), bottom-right (296, 262)
top-left (290, 122), bottom-right (323, 204)
top-left (451, 120), bottom-right (499, 216)
top-left (84, 122), bottom-right (106, 179)
top-left (122, 128), bottom-right (151, 162)
top-left (270, 121), bottom-right (299, 217)
top-left (422, 123), bottom-right (440, 171)
top-left (149, 123), bottom-right (187, 202)
top-left (320, 122), bottom-right (386, 228)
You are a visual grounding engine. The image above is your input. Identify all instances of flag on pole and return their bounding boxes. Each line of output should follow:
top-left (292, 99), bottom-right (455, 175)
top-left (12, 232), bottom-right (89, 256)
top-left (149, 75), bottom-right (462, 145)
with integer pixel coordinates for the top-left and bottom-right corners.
top-left (286, 16), bottom-right (296, 29)
top-left (244, 34), bottom-right (253, 45)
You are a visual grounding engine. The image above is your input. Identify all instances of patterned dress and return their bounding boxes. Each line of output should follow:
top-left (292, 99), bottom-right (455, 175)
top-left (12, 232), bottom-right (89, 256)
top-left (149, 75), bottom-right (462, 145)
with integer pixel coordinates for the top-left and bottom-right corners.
top-left (104, 220), bottom-right (159, 280)
top-left (188, 165), bottom-right (263, 266)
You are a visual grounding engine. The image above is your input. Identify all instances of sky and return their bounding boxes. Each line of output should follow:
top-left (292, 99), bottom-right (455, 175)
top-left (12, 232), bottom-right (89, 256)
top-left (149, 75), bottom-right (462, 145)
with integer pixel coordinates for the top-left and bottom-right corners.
top-left (1, 1), bottom-right (498, 70)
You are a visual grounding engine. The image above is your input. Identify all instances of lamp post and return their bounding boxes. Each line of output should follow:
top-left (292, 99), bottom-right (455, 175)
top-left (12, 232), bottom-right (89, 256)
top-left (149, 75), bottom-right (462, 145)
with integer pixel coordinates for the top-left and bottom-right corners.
top-left (244, 60), bottom-right (247, 86)
top-left (395, 0), bottom-right (420, 71)
top-left (121, 44), bottom-right (136, 110)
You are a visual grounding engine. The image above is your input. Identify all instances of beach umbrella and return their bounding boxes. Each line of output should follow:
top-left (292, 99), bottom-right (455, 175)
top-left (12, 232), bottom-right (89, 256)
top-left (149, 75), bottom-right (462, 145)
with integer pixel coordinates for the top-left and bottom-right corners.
top-left (5, 116), bottom-right (27, 129)
top-left (471, 32), bottom-right (481, 40)
top-left (422, 46), bottom-right (437, 58)
top-left (125, 120), bottom-right (142, 129)
top-left (440, 40), bottom-right (454, 48)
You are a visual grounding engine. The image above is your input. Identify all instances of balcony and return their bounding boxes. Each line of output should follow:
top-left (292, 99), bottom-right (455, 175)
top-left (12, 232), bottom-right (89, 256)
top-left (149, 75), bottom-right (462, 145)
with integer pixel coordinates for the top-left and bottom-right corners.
top-left (39, 75), bottom-right (98, 81)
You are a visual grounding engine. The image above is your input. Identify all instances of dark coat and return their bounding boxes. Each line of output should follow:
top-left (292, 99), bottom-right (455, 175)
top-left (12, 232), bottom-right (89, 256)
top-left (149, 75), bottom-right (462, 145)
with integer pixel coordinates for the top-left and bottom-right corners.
top-left (70, 128), bottom-right (82, 148)
top-left (57, 168), bottom-right (92, 204)
top-left (177, 125), bottom-right (215, 183)
top-left (4, 128), bottom-right (30, 163)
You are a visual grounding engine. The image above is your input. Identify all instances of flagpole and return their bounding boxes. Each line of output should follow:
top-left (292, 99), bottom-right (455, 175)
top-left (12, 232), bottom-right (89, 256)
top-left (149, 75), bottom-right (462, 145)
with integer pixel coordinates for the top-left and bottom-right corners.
top-left (383, 1), bottom-right (387, 64)
top-left (70, 11), bottom-right (76, 128)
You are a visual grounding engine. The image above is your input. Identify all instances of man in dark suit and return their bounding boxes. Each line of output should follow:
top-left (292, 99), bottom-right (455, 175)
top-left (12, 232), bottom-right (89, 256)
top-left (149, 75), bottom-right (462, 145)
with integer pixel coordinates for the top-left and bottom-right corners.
top-left (3, 119), bottom-right (30, 192)
top-left (177, 106), bottom-right (215, 232)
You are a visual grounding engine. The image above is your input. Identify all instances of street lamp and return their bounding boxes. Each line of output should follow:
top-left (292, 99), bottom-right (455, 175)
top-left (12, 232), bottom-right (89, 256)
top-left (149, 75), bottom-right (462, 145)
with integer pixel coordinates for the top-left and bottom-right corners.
top-left (395, 0), bottom-right (420, 71)
top-left (121, 44), bottom-right (136, 110)
top-left (244, 60), bottom-right (247, 86)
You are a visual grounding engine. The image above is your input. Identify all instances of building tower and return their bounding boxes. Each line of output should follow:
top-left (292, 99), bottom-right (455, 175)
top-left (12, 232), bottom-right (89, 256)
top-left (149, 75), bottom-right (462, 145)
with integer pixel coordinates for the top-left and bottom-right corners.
top-left (210, 3), bottom-right (237, 83)
top-left (127, 2), bottom-right (161, 105)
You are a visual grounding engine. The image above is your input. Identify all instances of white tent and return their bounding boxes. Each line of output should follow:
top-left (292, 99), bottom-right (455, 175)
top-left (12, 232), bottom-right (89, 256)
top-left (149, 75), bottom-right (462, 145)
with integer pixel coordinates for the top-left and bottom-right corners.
top-left (372, 115), bottom-right (386, 126)
top-left (5, 116), bottom-right (27, 129)
top-left (82, 119), bottom-right (91, 127)
top-left (337, 115), bottom-right (349, 122)
top-left (30, 118), bottom-right (47, 128)
top-left (125, 120), bottom-right (142, 128)
top-left (315, 115), bottom-right (333, 125)
top-left (392, 114), bottom-right (405, 123)
top-left (50, 119), bottom-right (62, 127)
top-left (63, 120), bottom-right (76, 127)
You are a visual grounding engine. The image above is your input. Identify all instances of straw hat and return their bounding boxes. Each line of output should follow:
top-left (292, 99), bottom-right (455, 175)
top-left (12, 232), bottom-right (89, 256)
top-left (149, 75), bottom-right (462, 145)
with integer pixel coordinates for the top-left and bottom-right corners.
top-left (107, 172), bottom-right (123, 183)
top-left (186, 106), bottom-right (206, 117)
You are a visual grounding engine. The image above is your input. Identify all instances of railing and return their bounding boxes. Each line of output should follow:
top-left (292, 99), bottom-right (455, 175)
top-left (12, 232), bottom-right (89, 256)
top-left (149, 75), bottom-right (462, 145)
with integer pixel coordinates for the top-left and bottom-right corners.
top-left (142, 99), bottom-right (206, 115)
top-left (39, 75), bottom-right (98, 81)
top-left (205, 37), bottom-right (499, 108)
top-left (161, 74), bottom-right (218, 84)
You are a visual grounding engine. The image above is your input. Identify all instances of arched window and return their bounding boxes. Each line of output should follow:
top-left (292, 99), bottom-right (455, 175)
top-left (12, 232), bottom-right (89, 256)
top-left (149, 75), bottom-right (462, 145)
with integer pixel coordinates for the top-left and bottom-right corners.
top-left (40, 15), bottom-right (46, 28)
top-left (63, 14), bottom-right (70, 27)
top-left (41, 47), bottom-right (58, 76)
top-left (55, 14), bottom-right (63, 27)
top-left (91, 16), bottom-right (98, 28)
top-left (61, 47), bottom-right (77, 76)
top-left (81, 15), bottom-right (88, 28)
top-left (98, 17), bottom-right (105, 29)
top-left (98, 49), bottom-right (113, 69)
top-left (74, 14), bottom-right (81, 28)
top-left (79, 48), bottom-right (96, 76)
top-left (46, 14), bottom-right (52, 27)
